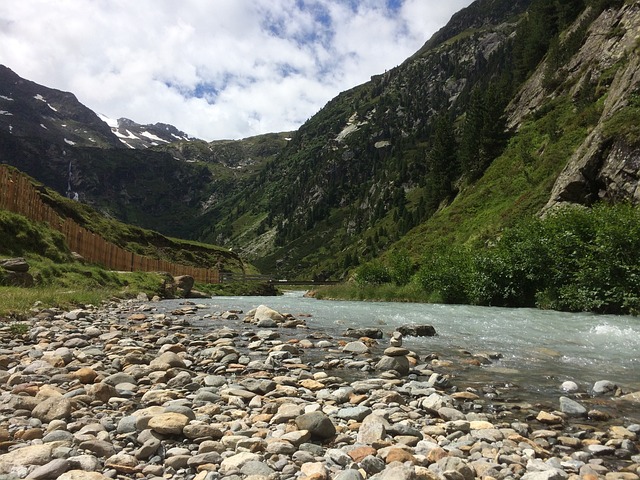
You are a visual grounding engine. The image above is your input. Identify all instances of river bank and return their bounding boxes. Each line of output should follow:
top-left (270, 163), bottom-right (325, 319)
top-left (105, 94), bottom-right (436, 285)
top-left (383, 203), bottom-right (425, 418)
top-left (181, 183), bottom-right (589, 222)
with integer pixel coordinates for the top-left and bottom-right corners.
top-left (0, 296), bottom-right (638, 480)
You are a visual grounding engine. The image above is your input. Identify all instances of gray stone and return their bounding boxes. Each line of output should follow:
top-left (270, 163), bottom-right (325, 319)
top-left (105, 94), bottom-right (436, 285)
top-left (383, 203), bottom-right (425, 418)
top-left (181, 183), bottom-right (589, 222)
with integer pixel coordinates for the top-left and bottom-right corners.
top-left (295, 411), bottom-right (336, 439)
top-left (373, 463), bottom-right (417, 480)
top-left (360, 455), bottom-right (386, 475)
top-left (435, 456), bottom-right (475, 480)
top-left (240, 460), bottom-right (275, 477)
top-left (24, 458), bottom-right (70, 480)
top-left (1, 257), bottom-right (29, 272)
top-left (592, 380), bottom-right (617, 395)
top-left (559, 396), bottom-right (587, 416)
top-left (334, 470), bottom-right (365, 480)
top-left (343, 341), bottom-right (370, 354)
top-left (375, 355), bottom-right (410, 375)
top-left (336, 406), bottom-right (372, 422)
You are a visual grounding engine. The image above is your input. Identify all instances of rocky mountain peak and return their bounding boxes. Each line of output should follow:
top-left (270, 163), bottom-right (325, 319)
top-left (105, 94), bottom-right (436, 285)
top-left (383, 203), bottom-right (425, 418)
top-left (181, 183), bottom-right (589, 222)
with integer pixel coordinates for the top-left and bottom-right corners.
top-left (0, 65), bottom-right (123, 149)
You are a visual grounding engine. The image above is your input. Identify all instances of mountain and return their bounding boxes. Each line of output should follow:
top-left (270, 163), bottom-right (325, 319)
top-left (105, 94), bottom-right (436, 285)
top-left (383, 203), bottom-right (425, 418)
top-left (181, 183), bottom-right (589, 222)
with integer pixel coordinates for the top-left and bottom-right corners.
top-left (1, 0), bottom-right (639, 282)
top-left (0, 65), bottom-right (290, 238)
top-left (0, 65), bottom-right (122, 149)
top-left (99, 115), bottom-right (196, 149)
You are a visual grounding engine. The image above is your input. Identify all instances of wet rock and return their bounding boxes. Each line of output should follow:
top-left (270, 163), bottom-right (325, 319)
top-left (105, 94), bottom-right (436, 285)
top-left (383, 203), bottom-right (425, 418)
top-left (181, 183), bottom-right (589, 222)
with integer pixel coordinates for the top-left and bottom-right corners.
top-left (560, 380), bottom-right (579, 393)
top-left (344, 328), bottom-right (383, 339)
top-left (396, 324), bottom-right (437, 337)
top-left (343, 341), bottom-right (370, 354)
top-left (593, 380), bottom-right (617, 395)
top-left (559, 396), bottom-right (587, 416)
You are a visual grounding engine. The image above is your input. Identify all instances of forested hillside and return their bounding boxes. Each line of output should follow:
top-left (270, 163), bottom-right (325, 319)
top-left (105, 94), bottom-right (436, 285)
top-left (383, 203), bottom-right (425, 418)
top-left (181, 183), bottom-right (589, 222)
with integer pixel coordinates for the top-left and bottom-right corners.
top-left (202, 0), bottom-right (635, 282)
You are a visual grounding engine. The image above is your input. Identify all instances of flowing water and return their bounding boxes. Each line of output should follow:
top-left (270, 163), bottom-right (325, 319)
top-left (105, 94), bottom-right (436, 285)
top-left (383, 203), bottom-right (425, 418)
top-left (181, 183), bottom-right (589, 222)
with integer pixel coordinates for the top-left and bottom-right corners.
top-left (162, 292), bottom-right (640, 422)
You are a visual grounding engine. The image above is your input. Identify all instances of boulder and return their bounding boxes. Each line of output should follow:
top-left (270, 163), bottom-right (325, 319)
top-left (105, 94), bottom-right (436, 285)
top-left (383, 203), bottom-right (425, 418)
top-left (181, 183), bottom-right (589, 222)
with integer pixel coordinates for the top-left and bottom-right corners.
top-left (174, 275), bottom-right (194, 296)
top-left (254, 305), bottom-right (285, 323)
top-left (295, 411), bottom-right (336, 439)
top-left (559, 396), bottom-right (587, 416)
top-left (396, 324), bottom-right (437, 337)
top-left (375, 355), bottom-right (410, 376)
top-left (0, 257), bottom-right (29, 272)
top-left (592, 380), bottom-right (617, 395)
top-left (0, 271), bottom-right (35, 288)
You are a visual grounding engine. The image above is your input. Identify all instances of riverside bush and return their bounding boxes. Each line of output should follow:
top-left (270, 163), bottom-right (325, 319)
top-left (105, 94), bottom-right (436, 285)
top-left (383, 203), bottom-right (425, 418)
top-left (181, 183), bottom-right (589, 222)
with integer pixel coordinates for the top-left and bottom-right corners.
top-left (356, 203), bottom-right (640, 315)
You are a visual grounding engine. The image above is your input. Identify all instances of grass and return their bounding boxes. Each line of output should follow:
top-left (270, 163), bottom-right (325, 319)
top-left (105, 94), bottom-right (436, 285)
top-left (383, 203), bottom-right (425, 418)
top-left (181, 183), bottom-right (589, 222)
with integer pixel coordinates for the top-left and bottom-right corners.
top-left (313, 281), bottom-right (433, 303)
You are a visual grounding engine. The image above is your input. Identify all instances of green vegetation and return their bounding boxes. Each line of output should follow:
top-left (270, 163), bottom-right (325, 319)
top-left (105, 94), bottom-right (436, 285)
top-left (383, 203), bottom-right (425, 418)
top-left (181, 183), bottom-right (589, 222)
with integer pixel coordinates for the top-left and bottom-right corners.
top-left (328, 203), bottom-right (640, 315)
top-left (0, 206), bottom-right (258, 319)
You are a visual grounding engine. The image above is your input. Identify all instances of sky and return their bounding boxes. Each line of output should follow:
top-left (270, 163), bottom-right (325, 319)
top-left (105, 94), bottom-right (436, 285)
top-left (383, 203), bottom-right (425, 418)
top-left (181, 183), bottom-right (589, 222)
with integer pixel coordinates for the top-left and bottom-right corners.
top-left (0, 0), bottom-right (473, 141)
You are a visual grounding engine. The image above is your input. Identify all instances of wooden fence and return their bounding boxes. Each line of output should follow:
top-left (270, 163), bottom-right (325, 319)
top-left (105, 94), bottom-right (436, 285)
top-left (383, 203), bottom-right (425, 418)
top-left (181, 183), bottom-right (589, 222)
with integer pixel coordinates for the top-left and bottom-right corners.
top-left (0, 164), bottom-right (220, 283)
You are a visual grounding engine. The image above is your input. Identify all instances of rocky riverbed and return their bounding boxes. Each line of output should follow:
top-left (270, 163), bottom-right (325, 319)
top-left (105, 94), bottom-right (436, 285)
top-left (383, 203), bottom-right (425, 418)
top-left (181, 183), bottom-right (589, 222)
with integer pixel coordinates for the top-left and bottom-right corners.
top-left (0, 296), bottom-right (638, 480)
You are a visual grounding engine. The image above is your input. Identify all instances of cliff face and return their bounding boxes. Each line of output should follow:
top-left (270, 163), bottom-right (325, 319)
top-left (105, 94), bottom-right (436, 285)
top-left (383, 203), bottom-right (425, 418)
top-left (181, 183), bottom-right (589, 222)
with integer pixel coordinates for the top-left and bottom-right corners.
top-left (506, 3), bottom-right (640, 211)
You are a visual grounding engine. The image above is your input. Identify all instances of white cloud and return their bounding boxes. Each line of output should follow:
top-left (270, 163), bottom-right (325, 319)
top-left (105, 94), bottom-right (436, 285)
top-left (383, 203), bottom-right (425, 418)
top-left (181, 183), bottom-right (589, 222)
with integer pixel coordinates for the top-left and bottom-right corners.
top-left (0, 0), bottom-right (474, 140)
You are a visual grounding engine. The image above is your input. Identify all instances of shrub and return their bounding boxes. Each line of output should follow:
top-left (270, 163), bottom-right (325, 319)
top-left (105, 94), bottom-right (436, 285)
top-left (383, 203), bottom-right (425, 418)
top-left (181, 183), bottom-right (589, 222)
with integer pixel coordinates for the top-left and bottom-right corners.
top-left (354, 261), bottom-right (391, 286)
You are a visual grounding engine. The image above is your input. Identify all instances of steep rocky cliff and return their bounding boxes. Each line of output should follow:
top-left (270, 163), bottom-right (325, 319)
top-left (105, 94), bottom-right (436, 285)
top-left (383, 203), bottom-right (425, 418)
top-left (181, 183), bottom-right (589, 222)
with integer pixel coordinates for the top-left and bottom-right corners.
top-left (506, 3), bottom-right (640, 210)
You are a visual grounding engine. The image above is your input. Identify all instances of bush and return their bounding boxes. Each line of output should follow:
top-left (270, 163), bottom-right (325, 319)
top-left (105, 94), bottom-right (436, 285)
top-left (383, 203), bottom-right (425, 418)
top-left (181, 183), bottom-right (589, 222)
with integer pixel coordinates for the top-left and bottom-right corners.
top-left (389, 248), bottom-right (413, 286)
top-left (416, 244), bottom-right (472, 304)
top-left (354, 261), bottom-right (391, 286)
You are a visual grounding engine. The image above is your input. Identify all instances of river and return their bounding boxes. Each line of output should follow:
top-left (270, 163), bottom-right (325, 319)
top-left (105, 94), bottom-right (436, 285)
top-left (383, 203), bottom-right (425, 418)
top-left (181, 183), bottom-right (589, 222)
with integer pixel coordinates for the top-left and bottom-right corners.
top-left (161, 291), bottom-right (640, 422)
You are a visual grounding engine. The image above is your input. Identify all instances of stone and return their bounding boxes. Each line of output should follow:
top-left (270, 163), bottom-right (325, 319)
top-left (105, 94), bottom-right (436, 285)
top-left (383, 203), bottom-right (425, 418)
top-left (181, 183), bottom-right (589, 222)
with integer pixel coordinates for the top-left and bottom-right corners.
top-left (343, 341), bottom-right (370, 354)
top-left (31, 396), bottom-right (73, 422)
top-left (1, 257), bottom-right (29, 272)
top-left (620, 391), bottom-right (640, 403)
top-left (435, 456), bottom-right (475, 480)
top-left (219, 452), bottom-right (261, 474)
top-left (254, 305), bottom-right (285, 323)
top-left (300, 462), bottom-right (328, 479)
top-left (150, 351), bottom-right (186, 369)
top-left (183, 423), bottom-right (224, 440)
top-left (348, 446), bottom-right (378, 462)
top-left (23, 458), bottom-right (69, 479)
top-left (0, 444), bottom-right (54, 474)
top-left (104, 453), bottom-right (139, 474)
top-left (357, 414), bottom-right (389, 445)
top-left (560, 381), bottom-right (579, 393)
top-left (375, 355), bottom-right (410, 376)
top-left (174, 275), bottom-right (194, 295)
top-left (536, 411), bottom-right (563, 425)
top-left (592, 380), bottom-right (617, 395)
top-left (559, 396), bottom-right (587, 416)
top-left (148, 412), bottom-right (190, 435)
top-left (295, 411), bottom-right (336, 439)
top-left (383, 346), bottom-right (410, 357)
top-left (334, 470), bottom-right (365, 480)
top-left (396, 325), bottom-right (437, 337)
top-left (344, 327), bottom-right (383, 339)
top-left (72, 368), bottom-right (98, 384)
top-left (337, 406), bottom-right (372, 422)
top-left (375, 463), bottom-right (418, 480)
top-left (58, 472), bottom-right (112, 480)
